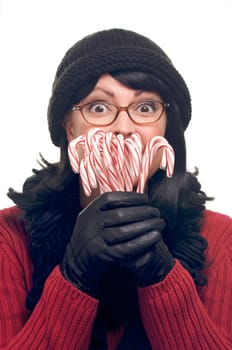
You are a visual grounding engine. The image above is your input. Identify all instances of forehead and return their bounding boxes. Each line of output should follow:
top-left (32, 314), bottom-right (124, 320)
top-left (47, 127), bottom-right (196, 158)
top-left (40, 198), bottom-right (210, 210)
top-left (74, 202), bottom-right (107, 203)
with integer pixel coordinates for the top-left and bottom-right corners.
top-left (86, 74), bottom-right (162, 100)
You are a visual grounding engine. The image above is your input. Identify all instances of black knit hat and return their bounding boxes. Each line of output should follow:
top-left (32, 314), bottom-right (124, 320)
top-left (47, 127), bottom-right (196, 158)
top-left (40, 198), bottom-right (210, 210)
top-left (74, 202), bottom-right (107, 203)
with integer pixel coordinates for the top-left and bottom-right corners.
top-left (48, 28), bottom-right (191, 146)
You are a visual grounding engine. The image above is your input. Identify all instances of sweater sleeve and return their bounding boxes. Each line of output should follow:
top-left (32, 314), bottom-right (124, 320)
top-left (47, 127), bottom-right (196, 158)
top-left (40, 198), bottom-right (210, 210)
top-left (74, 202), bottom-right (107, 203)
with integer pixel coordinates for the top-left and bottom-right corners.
top-left (0, 207), bottom-right (98, 349)
top-left (137, 211), bottom-right (232, 350)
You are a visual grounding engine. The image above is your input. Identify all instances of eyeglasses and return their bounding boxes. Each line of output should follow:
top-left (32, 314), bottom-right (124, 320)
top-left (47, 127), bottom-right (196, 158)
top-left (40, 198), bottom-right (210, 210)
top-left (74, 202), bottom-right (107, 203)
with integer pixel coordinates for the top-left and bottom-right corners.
top-left (71, 100), bottom-right (170, 126)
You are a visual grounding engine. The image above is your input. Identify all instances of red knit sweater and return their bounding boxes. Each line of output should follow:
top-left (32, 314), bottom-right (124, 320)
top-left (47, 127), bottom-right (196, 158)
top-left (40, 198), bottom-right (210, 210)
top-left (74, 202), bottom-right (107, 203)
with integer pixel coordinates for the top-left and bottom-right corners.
top-left (0, 206), bottom-right (231, 349)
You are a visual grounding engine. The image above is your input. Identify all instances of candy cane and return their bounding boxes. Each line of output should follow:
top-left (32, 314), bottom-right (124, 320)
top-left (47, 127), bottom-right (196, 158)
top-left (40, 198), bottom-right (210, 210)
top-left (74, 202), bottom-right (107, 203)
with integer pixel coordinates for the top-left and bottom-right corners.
top-left (124, 134), bottom-right (142, 181)
top-left (68, 135), bottom-right (85, 173)
top-left (138, 136), bottom-right (175, 193)
top-left (67, 128), bottom-right (175, 196)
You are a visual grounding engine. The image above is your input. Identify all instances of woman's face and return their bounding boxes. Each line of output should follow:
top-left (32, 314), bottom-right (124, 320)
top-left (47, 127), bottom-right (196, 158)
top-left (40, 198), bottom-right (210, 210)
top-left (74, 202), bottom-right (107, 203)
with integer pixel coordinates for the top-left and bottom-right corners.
top-left (64, 74), bottom-right (167, 188)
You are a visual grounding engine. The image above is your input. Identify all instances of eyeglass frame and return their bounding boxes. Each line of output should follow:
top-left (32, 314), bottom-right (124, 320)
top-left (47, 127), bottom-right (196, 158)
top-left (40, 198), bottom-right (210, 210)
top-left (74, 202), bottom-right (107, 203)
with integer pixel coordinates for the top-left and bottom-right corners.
top-left (71, 100), bottom-right (170, 126)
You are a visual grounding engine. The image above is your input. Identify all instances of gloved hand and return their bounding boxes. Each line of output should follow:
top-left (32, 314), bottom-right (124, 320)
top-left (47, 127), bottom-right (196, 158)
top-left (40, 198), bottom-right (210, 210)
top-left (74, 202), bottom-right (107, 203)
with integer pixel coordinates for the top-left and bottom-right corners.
top-left (61, 191), bottom-right (164, 298)
top-left (125, 233), bottom-right (175, 287)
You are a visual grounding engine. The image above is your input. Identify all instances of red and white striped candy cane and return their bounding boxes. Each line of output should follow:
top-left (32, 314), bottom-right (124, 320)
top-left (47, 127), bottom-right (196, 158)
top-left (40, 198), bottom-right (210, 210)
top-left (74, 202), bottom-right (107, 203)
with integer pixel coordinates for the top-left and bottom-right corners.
top-left (137, 136), bottom-right (174, 193)
top-left (67, 129), bottom-right (175, 196)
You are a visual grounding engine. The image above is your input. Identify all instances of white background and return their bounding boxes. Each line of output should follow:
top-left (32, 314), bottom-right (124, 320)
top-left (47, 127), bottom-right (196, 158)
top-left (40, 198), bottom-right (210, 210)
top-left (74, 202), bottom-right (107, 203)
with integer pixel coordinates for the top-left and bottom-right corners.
top-left (0, 0), bottom-right (231, 216)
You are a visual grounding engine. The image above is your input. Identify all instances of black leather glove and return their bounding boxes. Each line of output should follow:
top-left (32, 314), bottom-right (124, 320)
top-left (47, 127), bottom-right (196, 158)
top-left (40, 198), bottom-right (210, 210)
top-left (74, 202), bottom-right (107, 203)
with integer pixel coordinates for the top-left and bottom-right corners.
top-left (125, 233), bottom-right (175, 287)
top-left (61, 191), bottom-right (164, 298)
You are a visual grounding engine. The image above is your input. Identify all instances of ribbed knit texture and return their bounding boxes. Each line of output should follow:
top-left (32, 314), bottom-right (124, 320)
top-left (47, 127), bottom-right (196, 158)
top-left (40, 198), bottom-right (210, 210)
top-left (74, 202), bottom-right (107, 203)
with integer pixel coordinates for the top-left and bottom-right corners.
top-left (0, 207), bottom-right (232, 349)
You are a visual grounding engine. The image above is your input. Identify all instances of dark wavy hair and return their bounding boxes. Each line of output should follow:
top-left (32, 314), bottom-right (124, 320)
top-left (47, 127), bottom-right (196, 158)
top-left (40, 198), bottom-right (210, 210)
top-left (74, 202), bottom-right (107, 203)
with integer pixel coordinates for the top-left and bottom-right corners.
top-left (8, 71), bottom-right (210, 349)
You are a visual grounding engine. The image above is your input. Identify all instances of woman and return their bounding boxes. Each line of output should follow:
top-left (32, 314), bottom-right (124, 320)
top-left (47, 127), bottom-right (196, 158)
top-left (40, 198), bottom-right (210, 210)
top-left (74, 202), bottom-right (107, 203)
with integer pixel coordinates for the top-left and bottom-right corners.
top-left (0, 28), bottom-right (231, 349)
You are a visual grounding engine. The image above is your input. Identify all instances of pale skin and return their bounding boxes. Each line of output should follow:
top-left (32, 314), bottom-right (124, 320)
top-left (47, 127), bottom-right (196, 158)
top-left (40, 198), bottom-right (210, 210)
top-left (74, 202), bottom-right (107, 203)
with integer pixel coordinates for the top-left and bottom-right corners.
top-left (64, 74), bottom-right (167, 208)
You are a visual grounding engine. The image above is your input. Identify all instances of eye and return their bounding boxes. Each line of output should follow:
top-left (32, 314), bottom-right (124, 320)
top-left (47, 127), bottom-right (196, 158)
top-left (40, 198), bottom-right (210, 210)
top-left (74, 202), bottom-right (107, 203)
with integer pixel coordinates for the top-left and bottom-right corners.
top-left (136, 101), bottom-right (158, 113)
top-left (87, 102), bottom-right (110, 114)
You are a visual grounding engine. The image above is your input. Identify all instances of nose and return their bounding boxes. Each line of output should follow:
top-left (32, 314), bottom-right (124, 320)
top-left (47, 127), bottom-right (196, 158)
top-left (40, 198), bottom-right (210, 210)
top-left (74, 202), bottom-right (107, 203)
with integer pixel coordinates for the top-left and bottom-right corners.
top-left (110, 110), bottom-right (136, 137)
